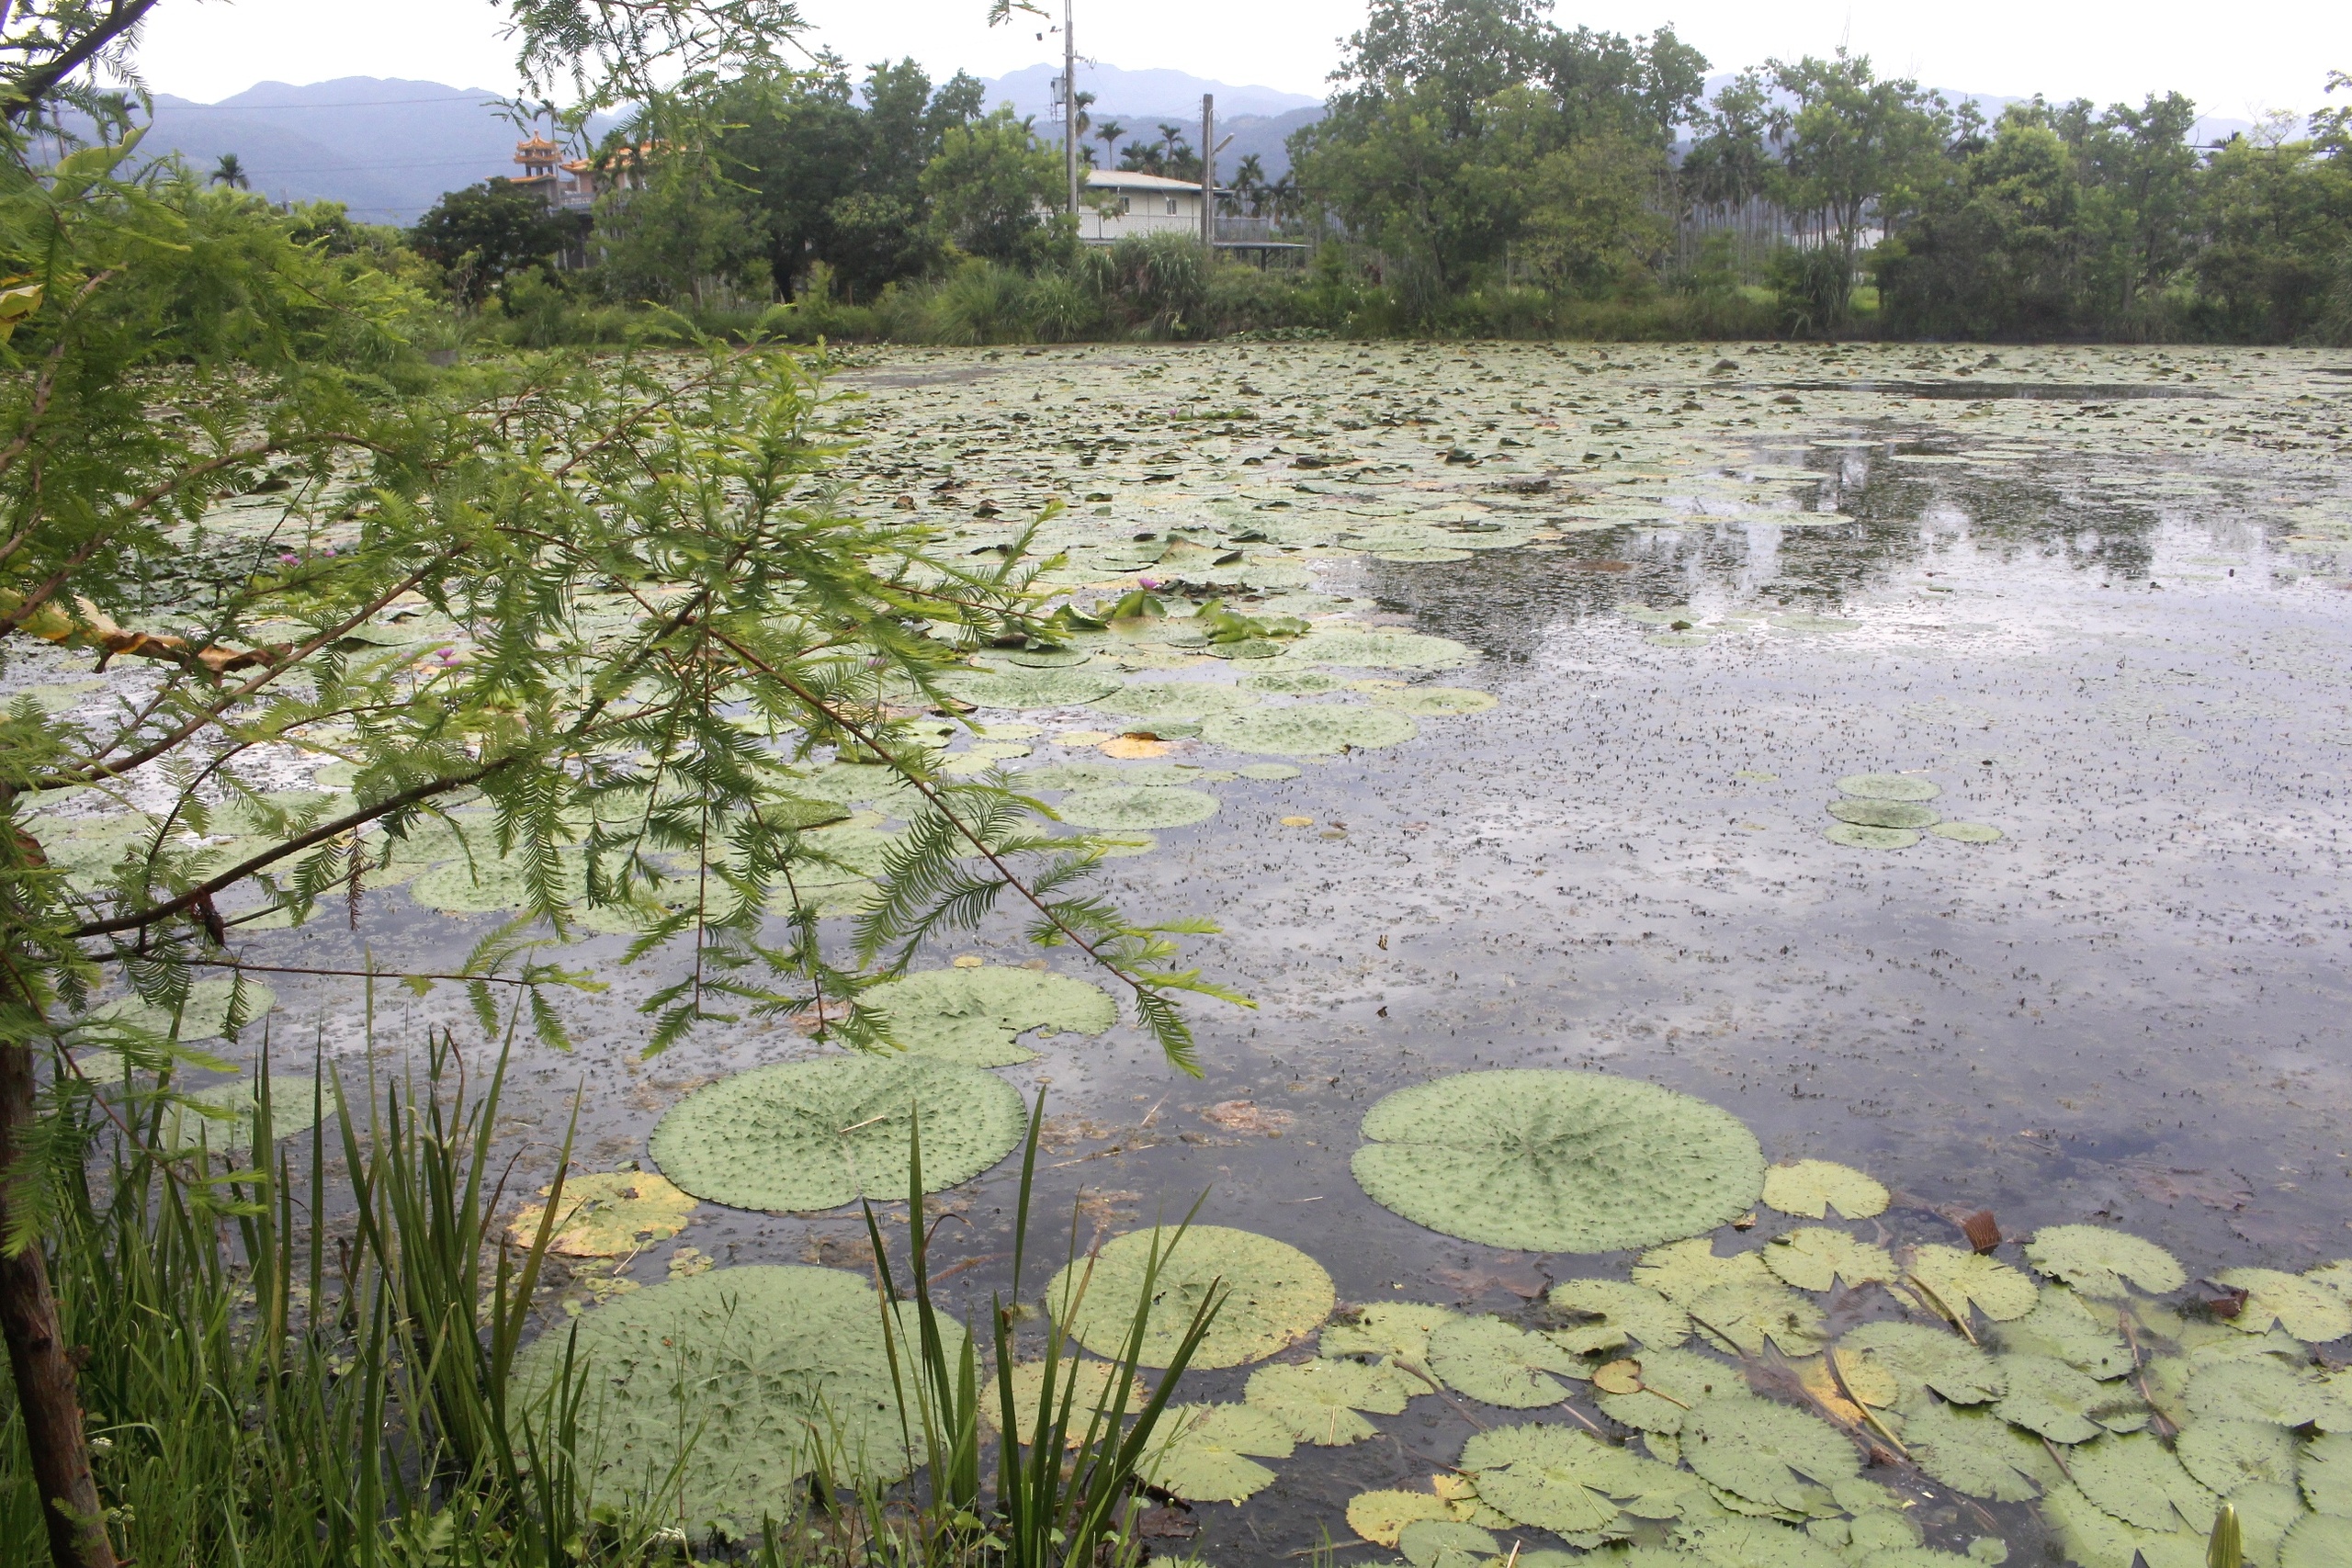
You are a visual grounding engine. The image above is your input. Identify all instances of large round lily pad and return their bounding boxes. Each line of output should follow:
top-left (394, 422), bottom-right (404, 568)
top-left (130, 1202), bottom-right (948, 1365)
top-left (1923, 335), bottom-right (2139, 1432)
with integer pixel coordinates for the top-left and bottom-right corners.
top-left (649, 1056), bottom-right (1024, 1212)
top-left (1050, 1224), bottom-right (1335, 1371)
top-left (1827, 798), bottom-right (1939, 829)
top-left (508, 1171), bottom-right (697, 1258)
top-left (1836, 773), bottom-right (1940, 802)
top-left (512, 1265), bottom-right (944, 1533)
top-left (1351, 1069), bottom-right (1764, 1253)
top-left (940, 669), bottom-right (1123, 709)
top-left (1291, 628), bottom-right (1475, 670)
top-left (1090, 682), bottom-right (1258, 720)
top-left (1053, 784), bottom-right (1219, 829)
top-left (161, 1074), bottom-right (320, 1155)
top-left (1200, 705), bottom-right (1418, 756)
top-left (865, 964), bottom-right (1117, 1066)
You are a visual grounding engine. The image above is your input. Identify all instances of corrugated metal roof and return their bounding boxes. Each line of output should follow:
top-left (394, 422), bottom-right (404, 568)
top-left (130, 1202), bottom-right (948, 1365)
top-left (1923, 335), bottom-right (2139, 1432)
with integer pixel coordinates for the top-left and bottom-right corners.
top-left (1084, 169), bottom-right (1211, 193)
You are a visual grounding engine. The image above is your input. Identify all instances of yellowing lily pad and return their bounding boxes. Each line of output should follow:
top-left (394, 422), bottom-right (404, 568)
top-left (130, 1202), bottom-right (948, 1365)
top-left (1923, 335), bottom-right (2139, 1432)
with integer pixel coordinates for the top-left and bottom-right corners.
top-left (1348, 1488), bottom-right (1453, 1546)
top-left (509, 1171), bottom-right (696, 1258)
top-left (1760, 1160), bottom-right (1890, 1221)
top-left (1351, 1069), bottom-right (1764, 1253)
top-left (1908, 1246), bottom-right (2039, 1325)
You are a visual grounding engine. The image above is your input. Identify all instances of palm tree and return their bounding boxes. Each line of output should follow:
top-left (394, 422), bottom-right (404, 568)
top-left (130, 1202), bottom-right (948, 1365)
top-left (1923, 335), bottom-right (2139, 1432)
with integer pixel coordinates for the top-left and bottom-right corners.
top-left (1229, 153), bottom-right (1267, 217)
top-left (209, 152), bottom-right (249, 190)
top-left (1094, 118), bottom-right (1124, 177)
top-left (1156, 122), bottom-right (1184, 169)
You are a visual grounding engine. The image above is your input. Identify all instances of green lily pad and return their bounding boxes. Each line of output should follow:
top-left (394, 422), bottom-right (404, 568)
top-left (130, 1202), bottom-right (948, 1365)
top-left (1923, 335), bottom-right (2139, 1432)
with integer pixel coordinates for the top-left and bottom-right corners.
top-left (1592, 1345), bottom-right (1744, 1434)
top-left (1050, 1225), bottom-right (1335, 1371)
top-left (2066, 1430), bottom-right (2217, 1531)
top-left (2039, 1477), bottom-right (2201, 1568)
top-left (1544, 1279), bottom-right (1690, 1354)
top-left (1052, 785), bottom-right (1220, 829)
top-left (161, 1074), bottom-right (321, 1155)
top-left (1461, 1422), bottom-right (1695, 1535)
top-left (512, 1266), bottom-right (948, 1530)
top-left (1634, 1516), bottom-right (1848, 1566)
top-left (2214, 1268), bottom-right (2352, 1342)
top-left (1930, 821), bottom-right (2004, 843)
top-left (1827, 798), bottom-right (1939, 829)
top-left (1681, 1395), bottom-right (1860, 1516)
top-left (2284, 1514), bottom-right (2352, 1568)
top-left (1427, 1314), bottom-right (1589, 1407)
top-left (1351, 1069), bottom-right (1764, 1253)
top-left (409, 855), bottom-right (555, 913)
top-left (1244, 1357), bottom-right (1415, 1445)
top-left (1235, 761), bottom-right (1304, 780)
top-left (865, 964), bottom-right (1117, 1066)
top-left (1825, 823), bottom-right (1921, 849)
top-left (1763, 1229), bottom-right (1899, 1292)
top-left (1398, 1519), bottom-right (1497, 1568)
top-left (982, 1359), bottom-right (1155, 1446)
top-left (1838, 1323), bottom-right (2006, 1404)
top-left (1241, 669), bottom-right (1350, 694)
top-left (1897, 1391), bottom-right (2052, 1501)
top-left (1089, 681), bottom-right (1259, 720)
top-left (1634, 1239), bottom-right (1778, 1304)
top-left (2176, 1418), bottom-right (2297, 1495)
top-left (1323, 1301), bottom-right (1460, 1365)
top-left (1290, 628), bottom-right (1476, 670)
top-left (1144, 1403), bottom-right (1293, 1504)
top-left (2184, 1357), bottom-right (2342, 1427)
top-left (1200, 705), bottom-right (1419, 756)
top-left (649, 1056), bottom-right (1025, 1212)
top-left (2303, 1429), bottom-right (2352, 1515)
top-left (1687, 1281), bottom-right (1829, 1358)
top-left (940, 669), bottom-right (1124, 709)
top-left (1992, 1353), bottom-right (2147, 1444)
top-left (1837, 774), bottom-right (1940, 802)
top-left (1994, 1286), bottom-right (2133, 1380)
top-left (2022, 1226), bottom-right (2186, 1299)
top-left (509, 1171), bottom-right (696, 1258)
top-left (1908, 1247), bottom-right (2039, 1325)
top-left (1368, 686), bottom-right (1497, 716)
top-left (86, 977), bottom-right (279, 1043)
top-left (1759, 1159), bottom-right (1890, 1221)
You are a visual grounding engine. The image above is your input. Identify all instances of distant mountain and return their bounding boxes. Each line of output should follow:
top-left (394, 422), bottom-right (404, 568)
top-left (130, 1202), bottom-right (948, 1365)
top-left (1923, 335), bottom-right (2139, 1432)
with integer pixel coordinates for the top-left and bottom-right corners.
top-left (129, 78), bottom-right (545, 225)
top-left (980, 62), bottom-right (1320, 126)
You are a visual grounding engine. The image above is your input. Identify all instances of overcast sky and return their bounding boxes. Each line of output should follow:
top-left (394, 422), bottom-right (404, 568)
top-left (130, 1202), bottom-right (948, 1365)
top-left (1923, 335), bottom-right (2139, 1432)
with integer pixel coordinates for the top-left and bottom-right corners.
top-left (143, 0), bottom-right (2349, 123)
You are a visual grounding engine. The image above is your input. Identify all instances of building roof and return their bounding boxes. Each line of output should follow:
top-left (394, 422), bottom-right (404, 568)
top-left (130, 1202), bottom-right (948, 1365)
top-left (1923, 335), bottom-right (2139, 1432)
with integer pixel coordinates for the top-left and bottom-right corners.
top-left (1085, 169), bottom-right (1208, 193)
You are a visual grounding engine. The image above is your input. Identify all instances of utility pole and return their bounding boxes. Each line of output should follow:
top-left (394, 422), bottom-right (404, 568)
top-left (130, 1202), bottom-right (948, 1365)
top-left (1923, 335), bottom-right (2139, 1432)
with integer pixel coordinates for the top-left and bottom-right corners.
top-left (1064, 0), bottom-right (1080, 217)
top-left (1199, 92), bottom-right (1215, 250)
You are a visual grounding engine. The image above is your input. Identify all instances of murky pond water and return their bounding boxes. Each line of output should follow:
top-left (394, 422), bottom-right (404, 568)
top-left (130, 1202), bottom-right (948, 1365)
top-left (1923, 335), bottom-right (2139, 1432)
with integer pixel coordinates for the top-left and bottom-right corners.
top-left (41, 339), bottom-right (2352, 1563)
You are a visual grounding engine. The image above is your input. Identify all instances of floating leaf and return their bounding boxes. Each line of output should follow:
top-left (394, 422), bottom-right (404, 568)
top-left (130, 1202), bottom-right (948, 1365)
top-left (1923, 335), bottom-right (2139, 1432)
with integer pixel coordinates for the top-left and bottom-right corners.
top-left (1687, 1281), bottom-right (1829, 1358)
top-left (2302, 1429), bottom-right (2352, 1516)
top-left (1837, 774), bottom-right (1940, 801)
top-left (1545, 1279), bottom-right (1690, 1354)
top-left (865, 964), bottom-right (1117, 1066)
top-left (1793, 1348), bottom-right (1899, 1420)
top-left (1053, 784), bottom-right (1220, 829)
top-left (1931, 821), bottom-right (2005, 843)
top-left (2066, 1430), bottom-right (2218, 1531)
top-left (1429, 1314), bottom-right (1590, 1406)
top-left (2283, 1512), bottom-right (2352, 1568)
top-left (982, 1359), bottom-right (1154, 1445)
top-left (2306, 1259), bottom-right (2352, 1302)
top-left (1827, 798), bottom-right (1940, 829)
top-left (2176, 1418), bottom-right (2297, 1496)
top-left (511, 1266), bottom-right (950, 1529)
top-left (1681, 1395), bottom-right (1861, 1517)
top-left (1634, 1516), bottom-right (1848, 1566)
top-left (1368, 685), bottom-right (1497, 716)
top-left (1839, 1322), bottom-right (2007, 1404)
top-left (649, 1057), bottom-right (1024, 1213)
top-left (159, 1074), bottom-right (319, 1156)
top-left (1908, 1246), bottom-right (2039, 1325)
top-left (1992, 1353), bottom-right (2147, 1444)
top-left (1242, 669), bottom-right (1349, 694)
top-left (1826, 823), bottom-right (1921, 849)
top-left (1144, 1403), bottom-right (1293, 1504)
top-left (1348, 1489), bottom-right (1453, 1546)
top-left (1090, 681), bottom-right (1259, 720)
top-left (1993, 1285), bottom-right (2134, 1379)
top-left (2038, 1478), bottom-right (2201, 1568)
top-left (1397, 1518), bottom-right (1498, 1568)
top-left (939, 668), bottom-right (1124, 709)
top-left (508, 1171), bottom-right (695, 1258)
top-left (1244, 1358), bottom-right (1412, 1445)
top-left (1050, 1225), bottom-right (1334, 1371)
top-left (1322, 1300), bottom-right (1459, 1365)
top-left (1593, 1345), bottom-right (1743, 1434)
top-left (1899, 1391), bottom-right (2053, 1501)
top-left (1199, 705), bottom-right (1418, 756)
top-left (2022, 1226), bottom-right (2186, 1299)
top-left (87, 977), bottom-right (279, 1043)
top-left (1289, 628), bottom-right (1476, 669)
top-left (1352, 1070), bottom-right (1764, 1253)
top-left (1764, 1228), bottom-right (1899, 1292)
top-left (2214, 1268), bottom-right (2352, 1342)
top-left (1634, 1238), bottom-right (1777, 1304)
top-left (1759, 1159), bottom-right (1890, 1220)
top-left (2183, 1357), bottom-right (2343, 1427)
top-left (1461, 1422), bottom-right (1696, 1535)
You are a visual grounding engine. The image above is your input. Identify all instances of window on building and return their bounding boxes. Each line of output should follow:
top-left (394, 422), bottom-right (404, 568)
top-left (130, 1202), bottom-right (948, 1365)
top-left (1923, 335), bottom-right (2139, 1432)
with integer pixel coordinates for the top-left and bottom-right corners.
top-left (1118, 196), bottom-right (1132, 215)
top-left (1164, 197), bottom-right (1178, 216)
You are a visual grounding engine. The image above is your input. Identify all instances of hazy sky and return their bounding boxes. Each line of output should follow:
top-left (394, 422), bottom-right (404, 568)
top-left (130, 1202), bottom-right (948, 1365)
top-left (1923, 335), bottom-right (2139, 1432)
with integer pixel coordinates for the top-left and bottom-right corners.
top-left (143, 0), bottom-right (2349, 123)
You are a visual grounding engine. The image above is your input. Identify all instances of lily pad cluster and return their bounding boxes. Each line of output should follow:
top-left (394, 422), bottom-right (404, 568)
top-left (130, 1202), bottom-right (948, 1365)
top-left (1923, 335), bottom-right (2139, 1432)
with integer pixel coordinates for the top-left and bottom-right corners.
top-left (1822, 773), bottom-right (2003, 850)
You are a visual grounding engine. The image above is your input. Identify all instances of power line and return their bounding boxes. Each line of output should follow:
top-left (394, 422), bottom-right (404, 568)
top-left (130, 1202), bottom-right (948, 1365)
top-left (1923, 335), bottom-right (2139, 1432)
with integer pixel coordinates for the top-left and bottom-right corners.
top-left (159, 93), bottom-right (511, 111)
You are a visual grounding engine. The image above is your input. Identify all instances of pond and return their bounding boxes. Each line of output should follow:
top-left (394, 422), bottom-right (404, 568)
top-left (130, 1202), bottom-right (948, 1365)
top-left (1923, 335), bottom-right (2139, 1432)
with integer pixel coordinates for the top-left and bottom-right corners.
top-left (32, 337), bottom-right (2352, 1566)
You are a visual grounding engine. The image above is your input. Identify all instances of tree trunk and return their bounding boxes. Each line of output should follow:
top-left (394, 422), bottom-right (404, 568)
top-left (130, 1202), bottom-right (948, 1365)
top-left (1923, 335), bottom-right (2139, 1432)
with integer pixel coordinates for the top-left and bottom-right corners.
top-left (0, 1041), bottom-right (116, 1568)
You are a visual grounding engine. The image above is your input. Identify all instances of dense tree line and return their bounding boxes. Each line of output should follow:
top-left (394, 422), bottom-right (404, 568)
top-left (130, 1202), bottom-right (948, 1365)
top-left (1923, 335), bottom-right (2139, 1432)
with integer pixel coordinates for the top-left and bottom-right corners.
top-left (400, 0), bottom-right (2350, 343)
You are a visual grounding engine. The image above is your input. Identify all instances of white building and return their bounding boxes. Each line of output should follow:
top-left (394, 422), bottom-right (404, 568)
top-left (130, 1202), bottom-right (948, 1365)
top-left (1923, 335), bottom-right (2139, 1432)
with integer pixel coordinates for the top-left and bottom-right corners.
top-left (1076, 170), bottom-right (1214, 243)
